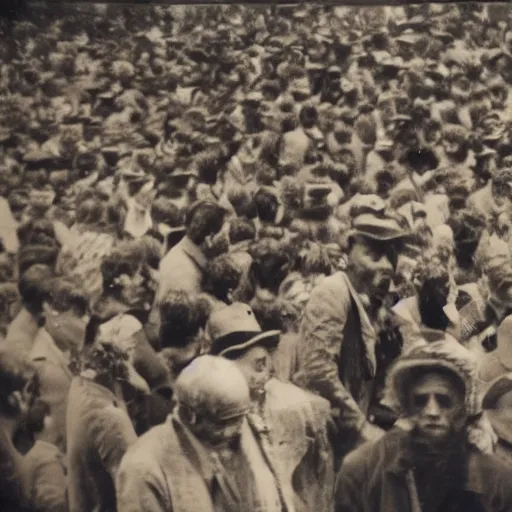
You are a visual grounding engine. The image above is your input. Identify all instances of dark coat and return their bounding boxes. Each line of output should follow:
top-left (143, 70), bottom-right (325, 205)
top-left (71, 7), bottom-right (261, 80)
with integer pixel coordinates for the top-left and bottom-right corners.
top-left (335, 428), bottom-right (512, 512)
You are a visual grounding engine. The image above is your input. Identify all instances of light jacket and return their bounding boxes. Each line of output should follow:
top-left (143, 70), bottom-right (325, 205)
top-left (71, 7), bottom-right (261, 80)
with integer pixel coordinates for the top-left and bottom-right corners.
top-left (265, 379), bottom-right (335, 512)
top-left (293, 272), bottom-right (377, 436)
top-left (116, 415), bottom-right (285, 512)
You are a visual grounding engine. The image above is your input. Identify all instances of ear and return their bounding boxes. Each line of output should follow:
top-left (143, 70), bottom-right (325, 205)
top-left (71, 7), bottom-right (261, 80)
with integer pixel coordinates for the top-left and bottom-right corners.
top-left (8, 391), bottom-right (23, 415)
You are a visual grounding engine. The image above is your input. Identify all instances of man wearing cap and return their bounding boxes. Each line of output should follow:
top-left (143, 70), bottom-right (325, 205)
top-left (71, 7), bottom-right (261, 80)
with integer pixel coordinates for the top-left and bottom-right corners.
top-left (293, 211), bottom-right (408, 453)
top-left (116, 355), bottom-right (286, 512)
top-left (482, 371), bottom-right (512, 464)
top-left (335, 338), bottom-right (512, 512)
top-left (208, 302), bottom-right (334, 512)
top-left (467, 166), bottom-right (512, 224)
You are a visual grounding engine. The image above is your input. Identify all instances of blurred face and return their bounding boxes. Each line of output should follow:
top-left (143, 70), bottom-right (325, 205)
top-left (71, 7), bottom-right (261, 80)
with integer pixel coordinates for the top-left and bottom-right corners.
top-left (349, 238), bottom-right (393, 301)
top-left (407, 373), bottom-right (466, 439)
top-left (196, 413), bottom-right (245, 450)
top-left (233, 345), bottom-right (273, 402)
top-left (118, 266), bottom-right (154, 309)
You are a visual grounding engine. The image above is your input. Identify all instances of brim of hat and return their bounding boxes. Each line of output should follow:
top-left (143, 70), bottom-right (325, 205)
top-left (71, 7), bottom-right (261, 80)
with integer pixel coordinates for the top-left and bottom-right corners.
top-left (217, 330), bottom-right (281, 358)
top-left (350, 225), bottom-right (409, 242)
top-left (483, 374), bottom-right (512, 409)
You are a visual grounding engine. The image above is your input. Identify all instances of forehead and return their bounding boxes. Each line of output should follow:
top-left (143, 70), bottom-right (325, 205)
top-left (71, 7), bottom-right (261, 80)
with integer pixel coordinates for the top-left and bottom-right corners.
top-left (410, 372), bottom-right (463, 397)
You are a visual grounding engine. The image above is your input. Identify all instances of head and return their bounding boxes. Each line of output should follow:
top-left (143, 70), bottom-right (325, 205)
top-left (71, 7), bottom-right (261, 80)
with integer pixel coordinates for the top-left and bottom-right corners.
top-left (224, 344), bottom-right (274, 404)
top-left (16, 219), bottom-right (57, 248)
top-left (405, 368), bottom-right (467, 440)
top-left (346, 235), bottom-right (395, 303)
top-left (18, 245), bottom-right (59, 275)
top-left (0, 348), bottom-right (44, 435)
top-left (253, 188), bottom-right (284, 225)
top-left (175, 355), bottom-right (250, 449)
top-left (18, 264), bottom-right (54, 316)
top-left (203, 253), bottom-right (254, 305)
top-left (185, 201), bottom-right (227, 248)
top-left (249, 238), bottom-right (294, 295)
top-left (491, 168), bottom-right (512, 207)
top-left (207, 303), bottom-right (281, 403)
top-left (228, 218), bottom-right (256, 246)
top-left (386, 339), bottom-right (478, 447)
top-left (79, 340), bottom-right (149, 397)
top-left (42, 278), bottom-right (90, 353)
top-left (159, 290), bottom-right (210, 349)
top-left (100, 240), bottom-right (156, 309)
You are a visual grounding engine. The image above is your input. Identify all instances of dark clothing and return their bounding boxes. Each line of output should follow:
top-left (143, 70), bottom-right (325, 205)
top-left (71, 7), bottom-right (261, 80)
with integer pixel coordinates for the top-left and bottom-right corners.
top-left (335, 428), bottom-right (512, 512)
top-left (66, 377), bottom-right (137, 512)
top-left (0, 430), bottom-right (34, 512)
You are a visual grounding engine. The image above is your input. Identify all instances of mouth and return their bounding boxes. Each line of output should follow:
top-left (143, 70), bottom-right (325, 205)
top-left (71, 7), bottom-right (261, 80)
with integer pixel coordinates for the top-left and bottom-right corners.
top-left (422, 423), bottom-right (448, 435)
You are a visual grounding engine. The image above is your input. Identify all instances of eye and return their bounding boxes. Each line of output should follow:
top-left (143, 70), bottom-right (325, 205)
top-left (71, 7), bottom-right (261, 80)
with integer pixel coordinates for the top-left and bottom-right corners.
top-left (435, 394), bottom-right (453, 409)
top-left (253, 357), bottom-right (268, 372)
top-left (412, 394), bottom-right (428, 409)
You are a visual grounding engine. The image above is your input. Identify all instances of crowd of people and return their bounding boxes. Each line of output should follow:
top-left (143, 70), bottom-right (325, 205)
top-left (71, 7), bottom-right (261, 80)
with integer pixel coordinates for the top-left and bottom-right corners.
top-left (3, 2), bottom-right (512, 511)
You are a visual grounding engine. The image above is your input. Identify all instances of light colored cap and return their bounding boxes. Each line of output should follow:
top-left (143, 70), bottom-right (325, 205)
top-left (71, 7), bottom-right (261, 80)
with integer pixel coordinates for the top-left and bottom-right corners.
top-left (175, 355), bottom-right (250, 420)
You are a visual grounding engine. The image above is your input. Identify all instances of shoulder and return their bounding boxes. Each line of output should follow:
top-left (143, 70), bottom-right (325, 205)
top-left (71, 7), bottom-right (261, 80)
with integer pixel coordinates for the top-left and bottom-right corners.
top-left (267, 379), bottom-right (330, 414)
top-left (309, 271), bottom-right (349, 299)
top-left (468, 449), bottom-right (512, 502)
top-left (120, 422), bottom-right (176, 472)
top-left (340, 429), bottom-right (405, 478)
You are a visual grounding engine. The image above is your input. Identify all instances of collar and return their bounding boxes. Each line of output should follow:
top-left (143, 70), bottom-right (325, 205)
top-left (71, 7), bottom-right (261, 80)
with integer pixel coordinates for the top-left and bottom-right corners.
top-left (180, 236), bottom-right (207, 271)
top-left (30, 328), bottom-right (71, 369)
top-left (170, 414), bottom-right (216, 486)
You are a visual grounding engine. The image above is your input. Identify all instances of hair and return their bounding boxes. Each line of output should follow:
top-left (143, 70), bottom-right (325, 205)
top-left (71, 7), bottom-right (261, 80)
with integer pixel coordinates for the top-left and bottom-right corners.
top-left (228, 218), bottom-right (256, 245)
top-left (301, 243), bottom-right (333, 276)
top-left (299, 105), bottom-right (319, 129)
top-left (249, 239), bottom-right (293, 293)
top-left (100, 241), bottom-right (146, 295)
top-left (17, 219), bottom-right (57, 248)
top-left (18, 245), bottom-right (59, 275)
top-left (151, 197), bottom-right (184, 227)
top-left (185, 202), bottom-right (226, 245)
top-left (75, 197), bottom-right (105, 226)
top-left (253, 189), bottom-right (280, 223)
top-left (447, 210), bottom-right (486, 269)
top-left (7, 189), bottom-right (30, 215)
top-left (251, 298), bottom-right (299, 333)
top-left (45, 278), bottom-right (89, 317)
top-left (0, 348), bottom-right (37, 417)
top-left (159, 291), bottom-right (210, 349)
top-left (79, 341), bottom-right (130, 383)
top-left (227, 186), bottom-right (257, 219)
top-left (18, 264), bottom-right (54, 314)
top-left (195, 150), bottom-right (220, 186)
top-left (203, 254), bottom-right (243, 304)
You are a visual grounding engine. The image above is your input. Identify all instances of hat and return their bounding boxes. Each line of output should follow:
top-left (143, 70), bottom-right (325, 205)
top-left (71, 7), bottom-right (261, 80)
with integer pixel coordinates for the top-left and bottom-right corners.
top-left (207, 302), bottom-right (281, 357)
top-left (385, 337), bottom-right (481, 416)
top-left (482, 373), bottom-right (512, 410)
top-left (351, 213), bottom-right (409, 242)
top-left (174, 355), bottom-right (250, 421)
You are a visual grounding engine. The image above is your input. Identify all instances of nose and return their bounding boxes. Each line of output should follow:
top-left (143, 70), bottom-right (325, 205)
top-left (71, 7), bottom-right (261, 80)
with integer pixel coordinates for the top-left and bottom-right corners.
top-left (375, 255), bottom-right (394, 274)
top-left (424, 395), bottom-right (441, 418)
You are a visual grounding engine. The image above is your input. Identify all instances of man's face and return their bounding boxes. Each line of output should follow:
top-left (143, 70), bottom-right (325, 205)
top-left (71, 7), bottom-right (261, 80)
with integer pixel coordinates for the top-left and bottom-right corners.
top-left (407, 372), bottom-right (466, 439)
top-left (197, 413), bottom-right (245, 450)
top-left (349, 237), bottom-right (393, 301)
top-left (234, 345), bottom-right (273, 403)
